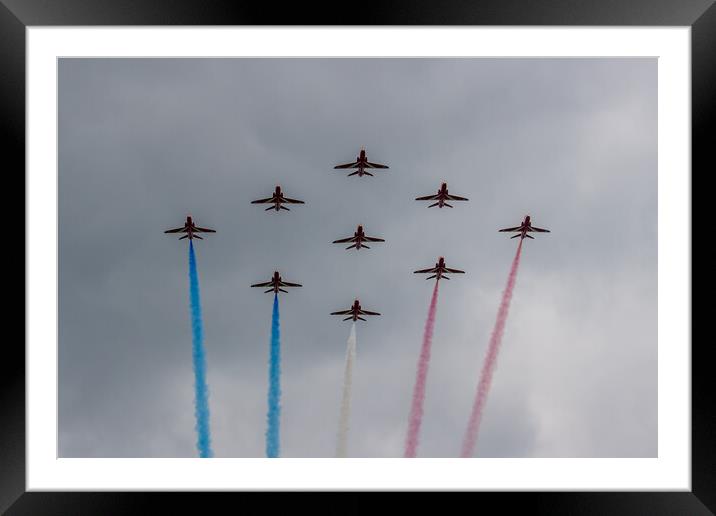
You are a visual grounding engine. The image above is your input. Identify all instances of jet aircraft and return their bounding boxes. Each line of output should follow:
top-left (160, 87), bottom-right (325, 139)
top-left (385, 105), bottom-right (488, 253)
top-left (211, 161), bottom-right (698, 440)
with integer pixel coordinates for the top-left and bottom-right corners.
top-left (415, 182), bottom-right (469, 208)
top-left (251, 185), bottom-right (305, 211)
top-left (498, 215), bottom-right (550, 239)
top-left (164, 216), bottom-right (216, 240)
top-left (251, 271), bottom-right (302, 294)
top-left (332, 225), bottom-right (385, 250)
top-left (334, 147), bottom-right (389, 177)
top-left (331, 299), bottom-right (381, 322)
top-left (413, 256), bottom-right (465, 281)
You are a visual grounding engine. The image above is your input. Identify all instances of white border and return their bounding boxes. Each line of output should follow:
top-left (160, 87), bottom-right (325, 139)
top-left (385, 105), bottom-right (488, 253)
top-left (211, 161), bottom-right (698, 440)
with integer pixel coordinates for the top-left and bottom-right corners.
top-left (27, 27), bottom-right (690, 490)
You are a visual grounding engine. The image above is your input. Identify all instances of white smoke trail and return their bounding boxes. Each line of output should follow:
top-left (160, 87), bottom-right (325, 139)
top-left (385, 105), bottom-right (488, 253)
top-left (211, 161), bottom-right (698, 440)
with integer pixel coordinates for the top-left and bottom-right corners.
top-left (336, 323), bottom-right (357, 458)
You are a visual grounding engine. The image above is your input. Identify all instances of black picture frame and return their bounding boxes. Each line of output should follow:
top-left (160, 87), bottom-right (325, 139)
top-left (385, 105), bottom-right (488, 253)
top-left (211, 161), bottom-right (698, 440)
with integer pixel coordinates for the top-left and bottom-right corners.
top-left (5, 1), bottom-right (709, 513)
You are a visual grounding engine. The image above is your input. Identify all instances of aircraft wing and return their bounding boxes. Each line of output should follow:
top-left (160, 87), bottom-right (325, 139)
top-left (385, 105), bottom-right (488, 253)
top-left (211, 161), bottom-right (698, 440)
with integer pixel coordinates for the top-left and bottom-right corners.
top-left (281, 281), bottom-right (302, 287)
top-left (415, 194), bottom-right (439, 201)
top-left (195, 227), bottom-right (216, 233)
top-left (499, 226), bottom-right (522, 232)
top-left (282, 197), bottom-right (305, 204)
top-left (530, 226), bottom-right (550, 232)
top-left (251, 281), bottom-right (273, 287)
top-left (414, 267), bottom-right (437, 274)
top-left (365, 161), bottom-right (389, 169)
top-left (164, 227), bottom-right (186, 233)
top-left (360, 309), bottom-right (381, 316)
top-left (251, 197), bottom-right (275, 204)
top-left (334, 161), bottom-right (359, 169)
top-left (444, 268), bottom-right (465, 274)
top-left (331, 309), bottom-right (352, 315)
top-left (363, 236), bottom-right (385, 242)
top-left (333, 236), bottom-right (356, 243)
top-left (446, 194), bottom-right (469, 201)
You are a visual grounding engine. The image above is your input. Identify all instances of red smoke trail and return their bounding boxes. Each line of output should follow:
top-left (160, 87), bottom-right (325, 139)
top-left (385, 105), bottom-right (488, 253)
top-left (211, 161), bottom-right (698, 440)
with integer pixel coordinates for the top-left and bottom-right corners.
top-left (404, 280), bottom-right (440, 458)
top-left (461, 240), bottom-right (523, 458)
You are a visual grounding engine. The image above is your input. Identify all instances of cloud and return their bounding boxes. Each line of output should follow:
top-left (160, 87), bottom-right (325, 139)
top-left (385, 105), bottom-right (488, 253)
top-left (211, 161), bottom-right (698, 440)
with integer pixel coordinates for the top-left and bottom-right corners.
top-left (58, 58), bottom-right (656, 457)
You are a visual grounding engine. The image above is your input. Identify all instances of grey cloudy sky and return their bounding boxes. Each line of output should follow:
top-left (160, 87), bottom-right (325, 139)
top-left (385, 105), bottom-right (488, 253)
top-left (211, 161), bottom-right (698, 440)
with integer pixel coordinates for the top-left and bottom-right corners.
top-left (58, 58), bottom-right (656, 458)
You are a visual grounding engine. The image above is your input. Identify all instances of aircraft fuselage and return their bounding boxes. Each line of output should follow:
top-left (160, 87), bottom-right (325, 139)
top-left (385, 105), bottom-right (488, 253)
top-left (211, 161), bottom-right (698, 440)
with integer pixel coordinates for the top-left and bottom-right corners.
top-left (183, 216), bottom-right (198, 239)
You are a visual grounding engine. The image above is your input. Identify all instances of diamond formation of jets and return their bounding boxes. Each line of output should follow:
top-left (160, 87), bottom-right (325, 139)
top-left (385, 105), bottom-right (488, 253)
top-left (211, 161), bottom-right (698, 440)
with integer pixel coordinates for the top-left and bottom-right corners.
top-left (332, 225), bottom-right (385, 250)
top-left (334, 147), bottom-right (389, 177)
top-left (166, 147), bottom-right (551, 321)
top-left (499, 215), bottom-right (550, 239)
top-left (164, 216), bottom-right (216, 240)
top-left (414, 256), bottom-right (465, 281)
top-left (415, 182), bottom-right (469, 208)
top-left (251, 271), bottom-right (302, 294)
top-left (251, 185), bottom-right (305, 212)
top-left (331, 299), bottom-right (381, 322)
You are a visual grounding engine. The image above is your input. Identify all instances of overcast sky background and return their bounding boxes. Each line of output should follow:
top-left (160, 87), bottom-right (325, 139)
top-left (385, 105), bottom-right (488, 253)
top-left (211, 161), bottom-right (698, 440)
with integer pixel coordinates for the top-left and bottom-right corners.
top-left (58, 58), bottom-right (656, 458)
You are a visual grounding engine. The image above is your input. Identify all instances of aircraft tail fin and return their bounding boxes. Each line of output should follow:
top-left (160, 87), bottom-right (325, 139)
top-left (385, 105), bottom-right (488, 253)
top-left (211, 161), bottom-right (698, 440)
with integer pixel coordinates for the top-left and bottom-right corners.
top-left (525, 234), bottom-right (534, 239)
top-left (264, 288), bottom-right (274, 293)
top-left (511, 234), bottom-right (522, 239)
top-left (444, 202), bottom-right (453, 208)
top-left (426, 274), bottom-right (436, 280)
top-left (364, 171), bottom-right (374, 176)
top-left (346, 243), bottom-right (358, 250)
top-left (193, 234), bottom-right (203, 239)
top-left (357, 316), bottom-right (366, 321)
top-left (279, 288), bottom-right (288, 293)
top-left (343, 316), bottom-right (353, 321)
top-left (428, 202), bottom-right (440, 208)
top-left (280, 205), bottom-right (290, 211)
top-left (179, 235), bottom-right (189, 240)
top-left (348, 171), bottom-right (360, 177)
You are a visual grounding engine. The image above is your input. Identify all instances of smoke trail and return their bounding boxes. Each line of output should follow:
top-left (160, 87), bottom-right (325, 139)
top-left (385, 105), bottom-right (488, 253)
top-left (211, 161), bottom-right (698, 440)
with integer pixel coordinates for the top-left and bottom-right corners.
top-left (188, 242), bottom-right (213, 458)
top-left (336, 323), bottom-right (357, 458)
top-left (461, 240), bottom-right (524, 458)
top-left (404, 280), bottom-right (440, 458)
top-left (266, 293), bottom-right (282, 458)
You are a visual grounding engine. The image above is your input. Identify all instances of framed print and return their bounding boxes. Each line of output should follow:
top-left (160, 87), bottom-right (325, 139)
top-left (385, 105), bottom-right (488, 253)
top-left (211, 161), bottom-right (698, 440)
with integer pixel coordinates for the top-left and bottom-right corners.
top-left (5, 0), bottom-right (710, 513)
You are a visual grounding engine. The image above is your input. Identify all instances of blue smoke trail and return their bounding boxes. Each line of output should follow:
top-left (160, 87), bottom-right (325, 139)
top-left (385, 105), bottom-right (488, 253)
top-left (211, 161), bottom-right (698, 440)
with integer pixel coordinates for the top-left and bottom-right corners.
top-left (188, 241), bottom-right (213, 458)
top-left (266, 293), bottom-right (282, 458)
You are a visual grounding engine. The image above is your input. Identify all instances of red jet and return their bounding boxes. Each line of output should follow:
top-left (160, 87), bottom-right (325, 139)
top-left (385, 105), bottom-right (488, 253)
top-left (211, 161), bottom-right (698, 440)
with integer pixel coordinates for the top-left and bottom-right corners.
top-left (499, 215), bottom-right (550, 239)
top-left (164, 216), bottom-right (216, 240)
top-left (415, 182), bottom-right (469, 208)
top-left (333, 225), bottom-right (385, 250)
top-left (414, 257), bottom-right (465, 281)
top-left (251, 185), bottom-right (305, 212)
top-left (331, 299), bottom-right (381, 322)
top-left (334, 147), bottom-right (389, 177)
top-left (251, 271), bottom-right (302, 294)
